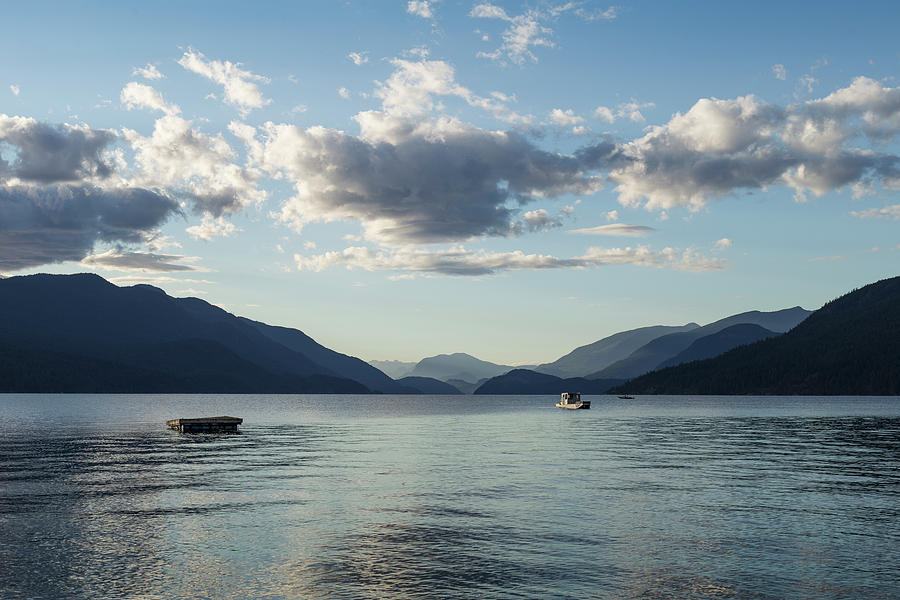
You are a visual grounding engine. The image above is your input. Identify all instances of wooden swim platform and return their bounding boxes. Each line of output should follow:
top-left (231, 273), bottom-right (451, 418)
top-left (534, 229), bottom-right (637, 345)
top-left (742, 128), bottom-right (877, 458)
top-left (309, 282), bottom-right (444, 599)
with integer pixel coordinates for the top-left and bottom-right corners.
top-left (166, 416), bottom-right (243, 433)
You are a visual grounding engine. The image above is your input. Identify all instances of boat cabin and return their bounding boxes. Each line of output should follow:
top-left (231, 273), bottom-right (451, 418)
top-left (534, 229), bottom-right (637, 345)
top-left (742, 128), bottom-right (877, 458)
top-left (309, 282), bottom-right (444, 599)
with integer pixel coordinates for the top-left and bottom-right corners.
top-left (560, 392), bottom-right (581, 404)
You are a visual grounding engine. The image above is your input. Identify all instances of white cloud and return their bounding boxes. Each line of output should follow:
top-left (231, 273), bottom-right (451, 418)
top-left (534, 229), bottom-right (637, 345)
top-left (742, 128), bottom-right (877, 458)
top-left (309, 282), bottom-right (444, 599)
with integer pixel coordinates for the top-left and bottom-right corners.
top-left (575, 6), bottom-right (617, 21)
top-left (133, 64), bottom-right (164, 80)
top-left (294, 244), bottom-right (724, 276)
top-left (594, 105), bottom-right (615, 123)
top-left (177, 49), bottom-right (271, 115)
top-left (617, 100), bottom-right (655, 122)
top-left (407, 0), bottom-right (435, 19)
top-left (606, 210), bottom-right (619, 221)
top-left (593, 100), bottom-right (654, 123)
top-left (808, 255), bottom-right (845, 262)
top-left (338, 87), bottom-right (351, 99)
top-left (608, 78), bottom-right (900, 211)
top-left (549, 108), bottom-right (584, 126)
top-left (122, 115), bottom-right (265, 216)
top-left (186, 214), bottom-right (241, 240)
top-left (851, 204), bottom-right (900, 220)
top-left (522, 208), bottom-right (562, 231)
top-left (291, 104), bottom-right (308, 114)
top-left (120, 82), bottom-right (180, 116)
top-left (373, 58), bottom-right (531, 123)
top-left (10, 84), bottom-right (20, 96)
top-left (470, 2), bottom-right (577, 65)
top-left (799, 74), bottom-right (817, 94)
top-left (570, 223), bottom-right (655, 237)
top-left (257, 112), bottom-right (611, 245)
top-left (772, 64), bottom-right (787, 81)
top-left (348, 51), bottom-right (370, 66)
top-left (714, 237), bottom-right (733, 250)
top-left (107, 275), bottom-right (214, 286)
top-left (80, 249), bottom-right (204, 272)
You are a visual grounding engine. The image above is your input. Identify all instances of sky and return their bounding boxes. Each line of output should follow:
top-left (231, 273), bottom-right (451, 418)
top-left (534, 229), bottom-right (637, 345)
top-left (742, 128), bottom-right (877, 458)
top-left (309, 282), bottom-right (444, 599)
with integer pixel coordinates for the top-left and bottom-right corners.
top-left (1, 0), bottom-right (899, 365)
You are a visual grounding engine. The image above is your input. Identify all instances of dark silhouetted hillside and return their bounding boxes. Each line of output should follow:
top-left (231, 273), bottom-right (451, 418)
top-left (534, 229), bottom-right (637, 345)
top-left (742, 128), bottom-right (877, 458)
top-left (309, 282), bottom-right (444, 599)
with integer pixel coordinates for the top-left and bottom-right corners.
top-left (0, 273), bottom-right (391, 393)
top-left (474, 369), bottom-right (623, 395)
top-left (396, 377), bottom-right (463, 394)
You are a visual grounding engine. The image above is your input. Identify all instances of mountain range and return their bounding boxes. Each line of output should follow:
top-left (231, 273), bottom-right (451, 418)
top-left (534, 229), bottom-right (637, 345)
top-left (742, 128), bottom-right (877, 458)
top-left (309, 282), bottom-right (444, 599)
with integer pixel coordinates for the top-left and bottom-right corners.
top-left (613, 276), bottom-right (900, 395)
top-left (2, 272), bottom-right (894, 395)
top-left (587, 307), bottom-right (811, 380)
top-left (0, 273), bottom-right (434, 394)
top-left (533, 323), bottom-right (700, 378)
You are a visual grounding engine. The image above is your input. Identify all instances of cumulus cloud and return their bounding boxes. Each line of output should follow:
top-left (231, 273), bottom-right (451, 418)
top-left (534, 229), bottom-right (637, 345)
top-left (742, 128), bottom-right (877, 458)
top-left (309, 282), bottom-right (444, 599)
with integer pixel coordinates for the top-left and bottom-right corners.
top-left (186, 214), bottom-right (241, 240)
top-left (0, 115), bottom-right (115, 183)
top-left (470, 3), bottom-right (562, 65)
top-left (772, 64), bottom-right (787, 81)
top-left (407, 1), bottom-right (436, 19)
top-left (294, 244), bottom-right (724, 276)
top-left (549, 108), bottom-right (584, 126)
top-left (570, 223), bottom-right (655, 237)
top-left (594, 106), bottom-right (615, 123)
top-left (851, 204), bottom-right (900, 220)
top-left (120, 82), bottom-right (180, 116)
top-left (594, 100), bottom-right (655, 123)
top-left (123, 115), bottom-right (265, 216)
top-left (80, 249), bottom-right (202, 272)
top-left (523, 208), bottom-right (562, 231)
top-left (338, 87), bottom-right (351, 99)
top-left (10, 84), bottom-right (20, 96)
top-left (469, 2), bottom-right (609, 65)
top-left (606, 210), bottom-right (619, 221)
top-left (0, 183), bottom-right (179, 271)
top-left (609, 78), bottom-right (900, 211)
top-left (252, 112), bottom-right (615, 245)
top-left (133, 64), bottom-right (164, 80)
top-left (348, 51), bottom-right (369, 66)
top-left (177, 49), bottom-right (271, 115)
top-left (714, 237), bottom-right (733, 250)
top-left (372, 58), bottom-right (530, 123)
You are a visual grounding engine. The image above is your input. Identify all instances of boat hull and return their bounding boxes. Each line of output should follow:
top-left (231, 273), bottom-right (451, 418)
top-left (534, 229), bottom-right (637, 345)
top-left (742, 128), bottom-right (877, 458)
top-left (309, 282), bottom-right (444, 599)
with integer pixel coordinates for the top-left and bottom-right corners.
top-left (556, 401), bottom-right (591, 410)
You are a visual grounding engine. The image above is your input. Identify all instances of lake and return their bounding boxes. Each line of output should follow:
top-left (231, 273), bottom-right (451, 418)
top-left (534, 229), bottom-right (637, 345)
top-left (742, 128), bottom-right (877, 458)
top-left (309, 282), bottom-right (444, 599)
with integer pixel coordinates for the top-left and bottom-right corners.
top-left (1, 394), bottom-right (898, 599)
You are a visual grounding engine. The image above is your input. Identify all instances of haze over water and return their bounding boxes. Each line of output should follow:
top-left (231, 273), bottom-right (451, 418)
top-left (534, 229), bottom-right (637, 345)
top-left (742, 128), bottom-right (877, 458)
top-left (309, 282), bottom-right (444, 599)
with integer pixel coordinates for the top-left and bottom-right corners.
top-left (1, 394), bottom-right (898, 599)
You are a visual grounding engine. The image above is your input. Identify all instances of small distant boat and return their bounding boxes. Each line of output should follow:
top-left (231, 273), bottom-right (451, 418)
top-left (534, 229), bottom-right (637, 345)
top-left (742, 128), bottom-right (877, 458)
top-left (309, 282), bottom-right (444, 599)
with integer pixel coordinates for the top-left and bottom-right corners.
top-left (617, 395), bottom-right (634, 400)
top-left (556, 392), bottom-right (590, 410)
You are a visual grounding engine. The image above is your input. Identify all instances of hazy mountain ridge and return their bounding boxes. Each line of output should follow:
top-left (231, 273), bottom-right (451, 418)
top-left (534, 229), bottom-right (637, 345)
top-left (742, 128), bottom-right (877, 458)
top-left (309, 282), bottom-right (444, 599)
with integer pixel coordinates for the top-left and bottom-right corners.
top-left (406, 353), bottom-right (516, 383)
top-left (534, 323), bottom-right (700, 378)
top-left (614, 276), bottom-right (900, 395)
top-left (655, 324), bottom-right (779, 369)
top-left (369, 360), bottom-right (417, 379)
top-left (590, 307), bottom-right (812, 380)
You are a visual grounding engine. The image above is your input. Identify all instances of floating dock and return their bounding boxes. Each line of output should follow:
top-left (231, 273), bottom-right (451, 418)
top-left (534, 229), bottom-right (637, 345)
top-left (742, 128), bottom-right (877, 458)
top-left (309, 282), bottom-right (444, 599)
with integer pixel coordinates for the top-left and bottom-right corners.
top-left (166, 416), bottom-right (243, 433)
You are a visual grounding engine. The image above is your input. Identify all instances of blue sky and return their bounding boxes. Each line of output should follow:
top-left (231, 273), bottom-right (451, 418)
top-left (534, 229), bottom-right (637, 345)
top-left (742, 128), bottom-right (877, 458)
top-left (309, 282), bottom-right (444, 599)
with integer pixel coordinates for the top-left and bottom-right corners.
top-left (2, 0), bottom-right (899, 364)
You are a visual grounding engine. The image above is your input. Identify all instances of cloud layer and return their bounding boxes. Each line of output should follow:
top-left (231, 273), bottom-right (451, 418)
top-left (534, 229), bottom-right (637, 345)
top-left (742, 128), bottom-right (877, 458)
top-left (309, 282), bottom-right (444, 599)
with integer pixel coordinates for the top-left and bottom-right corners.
top-left (610, 77), bottom-right (900, 210)
top-left (0, 184), bottom-right (179, 271)
top-left (178, 49), bottom-right (271, 115)
top-left (294, 244), bottom-right (724, 276)
top-left (251, 112), bottom-right (615, 245)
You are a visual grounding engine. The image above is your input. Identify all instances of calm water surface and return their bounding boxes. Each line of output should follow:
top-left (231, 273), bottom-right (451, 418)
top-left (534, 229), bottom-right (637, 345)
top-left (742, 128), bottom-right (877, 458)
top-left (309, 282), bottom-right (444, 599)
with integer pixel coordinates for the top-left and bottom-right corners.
top-left (1, 394), bottom-right (898, 599)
